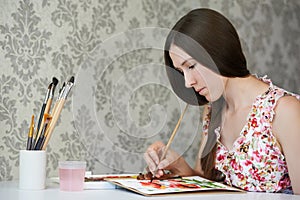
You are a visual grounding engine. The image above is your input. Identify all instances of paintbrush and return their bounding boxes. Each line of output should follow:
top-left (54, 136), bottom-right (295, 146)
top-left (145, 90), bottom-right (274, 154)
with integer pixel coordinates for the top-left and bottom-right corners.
top-left (85, 175), bottom-right (138, 182)
top-left (41, 76), bottom-right (74, 150)
top-left (34, 114), bottom-right (52, 150)
top-left (32, 81), bottom-right (52, 149)
top-left (49, 81), bottom-right (65, 119)
top-left (44, 77), bottom-right (59, 114)
top-left (151, 104), bottom-right (189, 181)
top-left (26, 115), bottom-right (35, 150)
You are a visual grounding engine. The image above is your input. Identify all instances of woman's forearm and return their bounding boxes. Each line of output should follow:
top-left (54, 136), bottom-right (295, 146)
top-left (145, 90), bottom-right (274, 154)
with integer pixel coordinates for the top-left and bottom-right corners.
top-left (171, 156), bottom-right (202, 176)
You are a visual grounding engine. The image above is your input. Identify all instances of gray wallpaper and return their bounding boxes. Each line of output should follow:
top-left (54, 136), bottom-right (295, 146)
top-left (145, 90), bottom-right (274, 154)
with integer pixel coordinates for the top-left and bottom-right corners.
top-left (0, 0), bottom-right (299, 181)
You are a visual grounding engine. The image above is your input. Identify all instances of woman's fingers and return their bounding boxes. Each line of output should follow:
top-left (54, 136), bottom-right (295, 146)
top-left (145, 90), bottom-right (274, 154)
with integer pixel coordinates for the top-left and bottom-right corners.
top-left (144, 141), bottom-right (165, 172)
top-left (148, 141), bottom-right (165, 151)
top-left (144, 152), bottom-right (156, 173)
top-left (144, 141), bottom-right (181, 176)
top-left (156, 169), bottom-right (165, 177)
top-left (157, 159), bottom-right (170, 170)
top-left (149, 149), bottom-right (160, 165)
top-left (144, 148), bottom-right (163, 173)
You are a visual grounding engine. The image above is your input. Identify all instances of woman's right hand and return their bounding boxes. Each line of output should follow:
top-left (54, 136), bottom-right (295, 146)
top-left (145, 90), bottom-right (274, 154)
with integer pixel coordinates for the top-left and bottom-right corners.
top-left (144, 141), bottom-right (194, 178)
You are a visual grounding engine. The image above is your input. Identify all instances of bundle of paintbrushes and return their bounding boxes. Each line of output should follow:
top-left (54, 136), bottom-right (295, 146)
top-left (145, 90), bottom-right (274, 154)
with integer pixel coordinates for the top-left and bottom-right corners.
top-left (25, 76), bottom-right (75, 151)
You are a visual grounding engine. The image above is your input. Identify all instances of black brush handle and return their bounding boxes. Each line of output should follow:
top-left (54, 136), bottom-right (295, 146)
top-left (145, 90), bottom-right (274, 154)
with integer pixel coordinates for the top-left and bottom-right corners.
top-left (34, 122), bottom-right (48, 150)
top-left (26, 137), bottom-right (32, 150)
top-left (32, 103), bottom-right (46, 148)
top-left (34, 136), bottom-right (44, 150)
top-left (36, 103), bottom-right (46, 135)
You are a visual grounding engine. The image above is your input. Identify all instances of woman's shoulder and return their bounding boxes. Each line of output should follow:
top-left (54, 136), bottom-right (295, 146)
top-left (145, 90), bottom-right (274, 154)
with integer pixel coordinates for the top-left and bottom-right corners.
top-left (258, 75), bottom-right (300, 105)
top-left (271, 83), bottom-right (300, 124)
top-left (272, 93), bottom-right (300, 143)
top-left (275, 94), bottom-right (300, 117)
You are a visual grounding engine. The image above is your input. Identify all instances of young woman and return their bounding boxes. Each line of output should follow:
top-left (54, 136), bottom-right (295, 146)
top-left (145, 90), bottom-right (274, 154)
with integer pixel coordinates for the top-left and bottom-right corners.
top-left (144, 8), bottom-right (300, 194)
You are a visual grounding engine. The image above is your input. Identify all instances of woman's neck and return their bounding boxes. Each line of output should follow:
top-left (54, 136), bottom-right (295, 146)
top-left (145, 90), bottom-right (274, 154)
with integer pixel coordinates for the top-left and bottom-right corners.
top-left (222, 75), bottom-right (270, 112)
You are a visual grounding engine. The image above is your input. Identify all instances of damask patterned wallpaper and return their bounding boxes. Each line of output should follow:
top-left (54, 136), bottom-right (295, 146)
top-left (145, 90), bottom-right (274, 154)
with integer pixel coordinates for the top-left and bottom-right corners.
top-left (0, 0), bottom-right (299, 181)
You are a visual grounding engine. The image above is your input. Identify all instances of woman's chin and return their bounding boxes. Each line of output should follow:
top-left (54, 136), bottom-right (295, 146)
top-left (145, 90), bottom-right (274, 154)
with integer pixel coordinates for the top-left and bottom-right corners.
top-left (205, 94), bottom-right (221, 103)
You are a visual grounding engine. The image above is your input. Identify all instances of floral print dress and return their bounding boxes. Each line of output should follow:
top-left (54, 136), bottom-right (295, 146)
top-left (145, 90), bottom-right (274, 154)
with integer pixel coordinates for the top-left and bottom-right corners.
top-left (204, 76), bottom-right (300, 192)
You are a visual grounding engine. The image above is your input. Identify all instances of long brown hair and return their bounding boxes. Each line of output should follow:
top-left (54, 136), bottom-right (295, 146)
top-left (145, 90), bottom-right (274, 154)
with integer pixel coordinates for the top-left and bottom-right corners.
top-left (164, 8), bottom-right (250, 181)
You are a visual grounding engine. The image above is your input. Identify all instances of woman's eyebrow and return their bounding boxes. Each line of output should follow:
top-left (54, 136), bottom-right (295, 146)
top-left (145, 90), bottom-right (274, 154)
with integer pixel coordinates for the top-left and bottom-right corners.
top-left (181, 58), bottom-right (193, 66)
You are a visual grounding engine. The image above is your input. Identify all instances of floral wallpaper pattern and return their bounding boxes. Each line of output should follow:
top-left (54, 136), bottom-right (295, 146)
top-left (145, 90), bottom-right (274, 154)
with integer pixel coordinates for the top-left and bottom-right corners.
top-left (0, 0), bottom-right (299, 180)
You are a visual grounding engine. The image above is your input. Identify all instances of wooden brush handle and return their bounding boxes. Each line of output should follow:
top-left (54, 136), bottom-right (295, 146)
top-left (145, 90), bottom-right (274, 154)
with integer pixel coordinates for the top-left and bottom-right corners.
top-left (160, 104), bottom-right (189, 160)
top-left (42, 99), bottom-right (65, 150)
top-left (44, 98), bottom-right (53, 114)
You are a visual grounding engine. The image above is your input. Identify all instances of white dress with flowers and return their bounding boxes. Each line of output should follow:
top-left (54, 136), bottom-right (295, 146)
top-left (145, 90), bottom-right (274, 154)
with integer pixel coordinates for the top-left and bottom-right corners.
top-left (204, 76), bottom-right (300, 193)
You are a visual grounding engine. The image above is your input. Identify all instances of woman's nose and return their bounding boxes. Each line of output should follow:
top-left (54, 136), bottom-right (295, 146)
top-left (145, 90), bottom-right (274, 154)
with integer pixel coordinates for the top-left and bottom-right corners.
top-left (184, 72), bottom-right (196, 88)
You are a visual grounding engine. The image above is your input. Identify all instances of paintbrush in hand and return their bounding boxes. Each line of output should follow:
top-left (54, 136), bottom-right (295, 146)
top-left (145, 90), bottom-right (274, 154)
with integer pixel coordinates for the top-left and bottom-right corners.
top-left (151, 104), bottom-right (189, 181)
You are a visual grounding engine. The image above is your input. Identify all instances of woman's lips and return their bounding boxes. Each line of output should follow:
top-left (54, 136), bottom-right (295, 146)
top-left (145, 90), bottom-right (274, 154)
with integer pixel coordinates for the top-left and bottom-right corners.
top-left (197, 87), bottom-right (206, 95)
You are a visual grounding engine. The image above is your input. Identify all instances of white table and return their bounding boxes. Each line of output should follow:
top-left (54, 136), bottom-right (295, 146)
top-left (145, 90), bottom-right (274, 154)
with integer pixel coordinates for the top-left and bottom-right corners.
top-left (0, 180), bottom-right (299, 200)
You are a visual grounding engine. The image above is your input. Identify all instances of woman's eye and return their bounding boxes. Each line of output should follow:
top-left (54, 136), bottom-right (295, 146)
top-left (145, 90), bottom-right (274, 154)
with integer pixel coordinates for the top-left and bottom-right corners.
top-left (188, 64), bottom-right (196, 69)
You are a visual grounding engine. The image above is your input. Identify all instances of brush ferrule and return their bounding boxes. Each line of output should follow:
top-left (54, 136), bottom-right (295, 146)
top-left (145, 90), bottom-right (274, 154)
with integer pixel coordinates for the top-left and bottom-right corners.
top-left (58, 86), bottom-right (65, 100)
top-left (50, 84), bottom-right (57, 98)
top-left (43, 89), bottom-right (51, 103)
top-left (49, 87), bottom-right (54, 99)
top-left (61, 82), bottom-right (74, 99)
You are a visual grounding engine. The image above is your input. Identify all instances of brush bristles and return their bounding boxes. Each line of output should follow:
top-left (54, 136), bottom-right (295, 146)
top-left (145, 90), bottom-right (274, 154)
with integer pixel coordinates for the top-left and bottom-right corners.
top-left (48, 82), bottom-right (53, 89)
top-left (52, 77), bottom-right (59, 86)
top-left (68, 76), bottom-right (74, 83)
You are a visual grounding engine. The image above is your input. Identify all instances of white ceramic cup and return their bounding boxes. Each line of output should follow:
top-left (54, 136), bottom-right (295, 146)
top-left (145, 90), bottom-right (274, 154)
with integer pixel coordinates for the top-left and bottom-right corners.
top-left (19, 150), bottom-right (46, 190)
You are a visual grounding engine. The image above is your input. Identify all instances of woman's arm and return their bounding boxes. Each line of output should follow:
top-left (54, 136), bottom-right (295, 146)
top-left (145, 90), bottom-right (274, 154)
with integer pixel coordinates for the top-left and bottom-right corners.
top-left (273, 95), bottom-right (300, 195)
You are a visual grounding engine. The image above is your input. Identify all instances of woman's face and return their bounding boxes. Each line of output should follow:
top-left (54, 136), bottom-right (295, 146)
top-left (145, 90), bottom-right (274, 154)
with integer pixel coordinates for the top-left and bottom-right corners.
top-left (169, 44), bottom-right (226, 102)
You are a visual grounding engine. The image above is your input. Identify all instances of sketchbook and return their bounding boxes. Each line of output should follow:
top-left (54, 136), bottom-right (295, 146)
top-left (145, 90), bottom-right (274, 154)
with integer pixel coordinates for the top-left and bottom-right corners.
top-left (106, 176), bottom-right (243, 196)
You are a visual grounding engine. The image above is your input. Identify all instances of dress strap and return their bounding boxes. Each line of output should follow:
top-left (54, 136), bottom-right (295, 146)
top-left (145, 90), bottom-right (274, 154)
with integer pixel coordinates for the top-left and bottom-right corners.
top-left (263, 87), bottom-right (297, 123)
